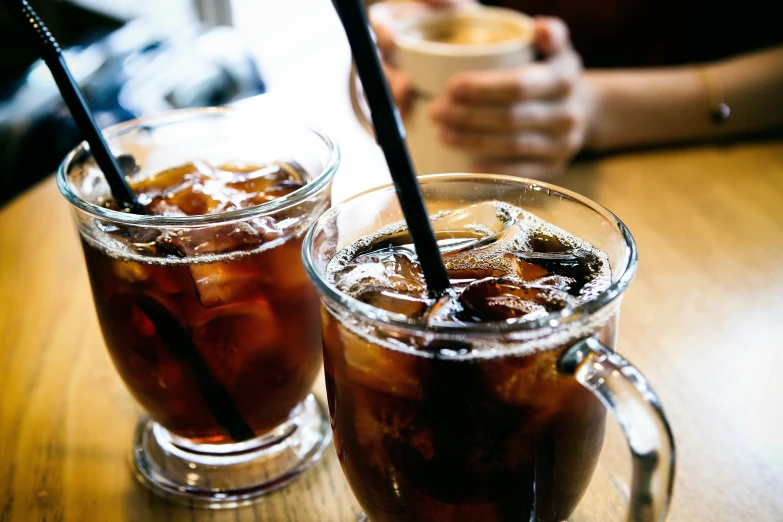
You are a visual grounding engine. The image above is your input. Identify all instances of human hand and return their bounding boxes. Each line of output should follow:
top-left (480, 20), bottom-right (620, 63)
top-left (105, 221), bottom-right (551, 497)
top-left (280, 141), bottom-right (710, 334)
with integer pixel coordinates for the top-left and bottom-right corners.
top-left (431, 17), bottom-right (593, 178)
top-left (368, 0), bottom-right (478, 117)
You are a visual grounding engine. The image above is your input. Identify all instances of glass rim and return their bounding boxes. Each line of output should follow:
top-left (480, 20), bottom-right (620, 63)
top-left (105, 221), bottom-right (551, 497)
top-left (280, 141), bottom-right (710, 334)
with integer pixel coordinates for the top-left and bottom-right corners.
top-left (302, 173), bottom-right (638, 336)
top-left (395, 6), bottom-right (534, 57)
top-left (56, 107), bottom-right (341, 227)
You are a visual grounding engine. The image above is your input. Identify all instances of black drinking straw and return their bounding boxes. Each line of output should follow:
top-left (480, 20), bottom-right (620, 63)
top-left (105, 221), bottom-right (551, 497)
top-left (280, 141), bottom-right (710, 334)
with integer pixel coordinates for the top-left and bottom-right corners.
top-left (139, 303), bottom-right (255, 443)
top-left (333, 0), bottom-right (452, 294)
top-left (2, 0), bottom-right (255, 442)
top-left (1, 0), bottom-right (143, 213)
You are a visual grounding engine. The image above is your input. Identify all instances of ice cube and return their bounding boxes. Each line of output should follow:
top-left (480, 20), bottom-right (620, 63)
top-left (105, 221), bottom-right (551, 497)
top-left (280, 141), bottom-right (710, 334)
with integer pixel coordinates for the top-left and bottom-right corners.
top-left (156, 223), bottom-right (261, 258)
top-left (250, 216), bottom-right (285, 242)
top-left (353, 395), bottom-right (435, 475)
top-left (333, 244), bottom-right (436, 318)
top-left (185, 234), bottom-right (306, 308)
top-left (339, 325), bottom-right (423, 400)
top-left (457, 277), bottom-right (577, 322)
top-left (423, 293), bottom-right (465, 326)
top-left (112, 260), bottom-right (149, 283)
top-left (217, 163), bottom-right (276, 175)
top-left (261, 239), bottom-right (314, 296)
top-left (164, 181), bottom-right (224, 215)
top-left (335, 246), bottom-right (428, 302)
top-left (129, 160), bottom-right (310, 216)
top-left (97, 218), bottom-right (162, 253)
top-left (223, 164), bottom-right (291, 192)
top-left (192, 301), bottom-right (282, 385)
top-left (218, 160), bottom-right (307, 182)
top-left (432, 201), bottom-right (517, 254)
top-left (348, 247), bottom-right (424, 282)
top-left (188, 258), bottom-right (264, 308)
top-left (213, 161), bottom-right (307, 208)
top-left (131, 161), bottom-right (213, 198)
top-left (510, 246), bottom-right (600, 296)
top-left (355, 288), bottom-right (430, 318)
top-left (331, 260), bottom-right (384, 296)
top-left (122, 225), bottom-right (163, 245)
top-left (133, 161), bottom-right (248, 215)
top-left (110, 261), bottom-right (184, 295)
top-left (527, 274), bottom-right (576, 291)
top-left (269, 179), bottom-right (305, 191)
top-left (503, 252), bottom-right (551, 281)
top-left (389, 249), bottom-right (423, 280)
top-left (479, 350), bottom-right (564, 408)
top-left (247, 180), bottom-right (305, 206)
top-left (145, 199), bottom-right (188, 217)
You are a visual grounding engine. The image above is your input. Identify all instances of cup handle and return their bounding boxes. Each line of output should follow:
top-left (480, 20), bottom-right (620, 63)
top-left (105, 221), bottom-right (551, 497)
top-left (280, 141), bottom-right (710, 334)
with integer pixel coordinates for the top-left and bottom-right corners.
top-left (349, 62), bottom-right (377, 138)
top-left (559, 337), bottom-right (676, 522)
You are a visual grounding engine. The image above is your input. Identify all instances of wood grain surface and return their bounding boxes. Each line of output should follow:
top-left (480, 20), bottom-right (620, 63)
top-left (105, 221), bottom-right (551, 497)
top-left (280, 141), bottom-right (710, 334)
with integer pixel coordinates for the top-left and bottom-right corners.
top-left (2, 139), bottom-right (782, 522)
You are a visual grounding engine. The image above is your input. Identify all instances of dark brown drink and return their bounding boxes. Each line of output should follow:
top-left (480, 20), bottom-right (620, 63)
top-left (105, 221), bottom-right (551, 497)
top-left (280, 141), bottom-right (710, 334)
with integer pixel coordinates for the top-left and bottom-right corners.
top-left (61, 110), bottom-right (338, 504)
top-left (82, 161), bottom-right (322, 443)
top-left (322, 202), bottom-right (615, 521)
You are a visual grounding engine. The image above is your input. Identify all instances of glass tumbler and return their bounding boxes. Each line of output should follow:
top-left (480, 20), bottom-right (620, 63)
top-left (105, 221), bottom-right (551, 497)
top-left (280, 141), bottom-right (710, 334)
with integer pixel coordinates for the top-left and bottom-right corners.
top-left (58, 108), bottom-right (336, 507)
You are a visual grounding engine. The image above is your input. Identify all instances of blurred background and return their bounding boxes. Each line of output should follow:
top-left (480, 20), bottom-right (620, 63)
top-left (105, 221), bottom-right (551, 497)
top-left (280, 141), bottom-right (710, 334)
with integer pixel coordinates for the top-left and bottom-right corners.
top-left (3, 0), bottom-right (779, 208)
top-left (0, 0), bottom-right (266, 206)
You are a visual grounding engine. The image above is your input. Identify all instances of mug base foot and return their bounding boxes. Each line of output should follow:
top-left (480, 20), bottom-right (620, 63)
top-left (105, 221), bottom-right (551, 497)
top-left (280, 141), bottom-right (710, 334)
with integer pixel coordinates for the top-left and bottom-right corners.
top-left (130, 393), bottom-right (332, 508)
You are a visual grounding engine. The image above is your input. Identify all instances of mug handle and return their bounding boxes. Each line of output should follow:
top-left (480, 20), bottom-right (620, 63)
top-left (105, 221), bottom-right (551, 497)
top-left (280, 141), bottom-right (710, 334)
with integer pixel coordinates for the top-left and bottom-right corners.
top-left (559, 337), bottom-right (676, 522)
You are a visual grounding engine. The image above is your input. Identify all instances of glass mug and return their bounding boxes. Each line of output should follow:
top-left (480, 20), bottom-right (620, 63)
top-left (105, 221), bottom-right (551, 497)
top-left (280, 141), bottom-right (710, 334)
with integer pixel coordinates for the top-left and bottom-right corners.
top-left (57, 108), bottom-right (337, 507)
top-left (303, 174), bottom-right (675, 522)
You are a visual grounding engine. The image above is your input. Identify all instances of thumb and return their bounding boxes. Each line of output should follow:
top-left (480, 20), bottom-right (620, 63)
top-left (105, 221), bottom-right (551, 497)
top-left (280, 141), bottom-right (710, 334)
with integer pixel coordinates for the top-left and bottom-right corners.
top-left (533, 17), bottom-right (572, 57)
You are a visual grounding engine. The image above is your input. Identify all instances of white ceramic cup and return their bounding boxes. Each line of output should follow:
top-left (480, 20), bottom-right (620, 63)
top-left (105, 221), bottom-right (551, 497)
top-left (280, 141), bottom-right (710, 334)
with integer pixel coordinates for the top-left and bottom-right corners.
top-left (350, 6), bottom-right (534, 174)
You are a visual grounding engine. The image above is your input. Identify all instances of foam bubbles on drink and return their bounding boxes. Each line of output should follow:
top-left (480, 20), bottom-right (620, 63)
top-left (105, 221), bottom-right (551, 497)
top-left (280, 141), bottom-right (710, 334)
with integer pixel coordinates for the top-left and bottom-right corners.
top-left (327, 201), bottom-right (611, 329)
top-left (79, 160), bottom-right (315, 267)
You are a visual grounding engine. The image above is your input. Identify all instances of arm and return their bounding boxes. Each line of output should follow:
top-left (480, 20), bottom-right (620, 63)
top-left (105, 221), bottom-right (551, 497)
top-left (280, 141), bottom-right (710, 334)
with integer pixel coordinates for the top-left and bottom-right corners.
top-left (585, 46), bottom-right (783, 152)
top-left (432, 18), bottom-right (783, 178)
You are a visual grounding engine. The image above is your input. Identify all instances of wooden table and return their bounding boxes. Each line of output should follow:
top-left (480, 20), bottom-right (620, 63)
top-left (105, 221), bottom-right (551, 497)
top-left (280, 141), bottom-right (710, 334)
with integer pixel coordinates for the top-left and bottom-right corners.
top-left (2, 138), bottom-right (783, 522)
top-left (3, 2), bottom-right (783, 520)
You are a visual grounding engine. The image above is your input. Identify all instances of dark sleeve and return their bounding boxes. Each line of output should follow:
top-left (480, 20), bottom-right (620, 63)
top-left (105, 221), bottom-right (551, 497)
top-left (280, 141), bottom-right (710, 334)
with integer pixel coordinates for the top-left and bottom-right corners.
top-left (492, 0), bottom-right (783, 67)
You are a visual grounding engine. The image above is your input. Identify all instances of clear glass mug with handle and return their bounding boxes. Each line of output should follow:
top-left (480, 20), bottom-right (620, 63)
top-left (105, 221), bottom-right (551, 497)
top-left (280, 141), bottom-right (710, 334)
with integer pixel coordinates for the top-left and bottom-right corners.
top-left (303, 174), bottom-right (675, 521)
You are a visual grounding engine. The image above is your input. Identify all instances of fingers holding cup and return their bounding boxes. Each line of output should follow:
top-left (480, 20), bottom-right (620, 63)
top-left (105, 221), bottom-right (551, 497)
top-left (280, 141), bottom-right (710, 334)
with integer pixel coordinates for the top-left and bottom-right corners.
top-left (441, 127), bottom-right (583, 160)
top-left (430, 14), bottom-right (592, 178)
top-left (431, 98), bottom-right (583, 133)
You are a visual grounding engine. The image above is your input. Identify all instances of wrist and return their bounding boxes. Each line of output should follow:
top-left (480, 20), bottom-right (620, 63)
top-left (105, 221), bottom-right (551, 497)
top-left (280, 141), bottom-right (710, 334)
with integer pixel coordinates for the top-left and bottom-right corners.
top-left (581, 72), bottom-right (612, 152)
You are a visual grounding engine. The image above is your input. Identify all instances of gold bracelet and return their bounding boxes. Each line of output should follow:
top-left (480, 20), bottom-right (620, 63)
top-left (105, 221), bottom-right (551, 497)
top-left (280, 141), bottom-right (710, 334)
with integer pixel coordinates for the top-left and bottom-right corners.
top-left (695, 66), bottom-right (730, 124)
